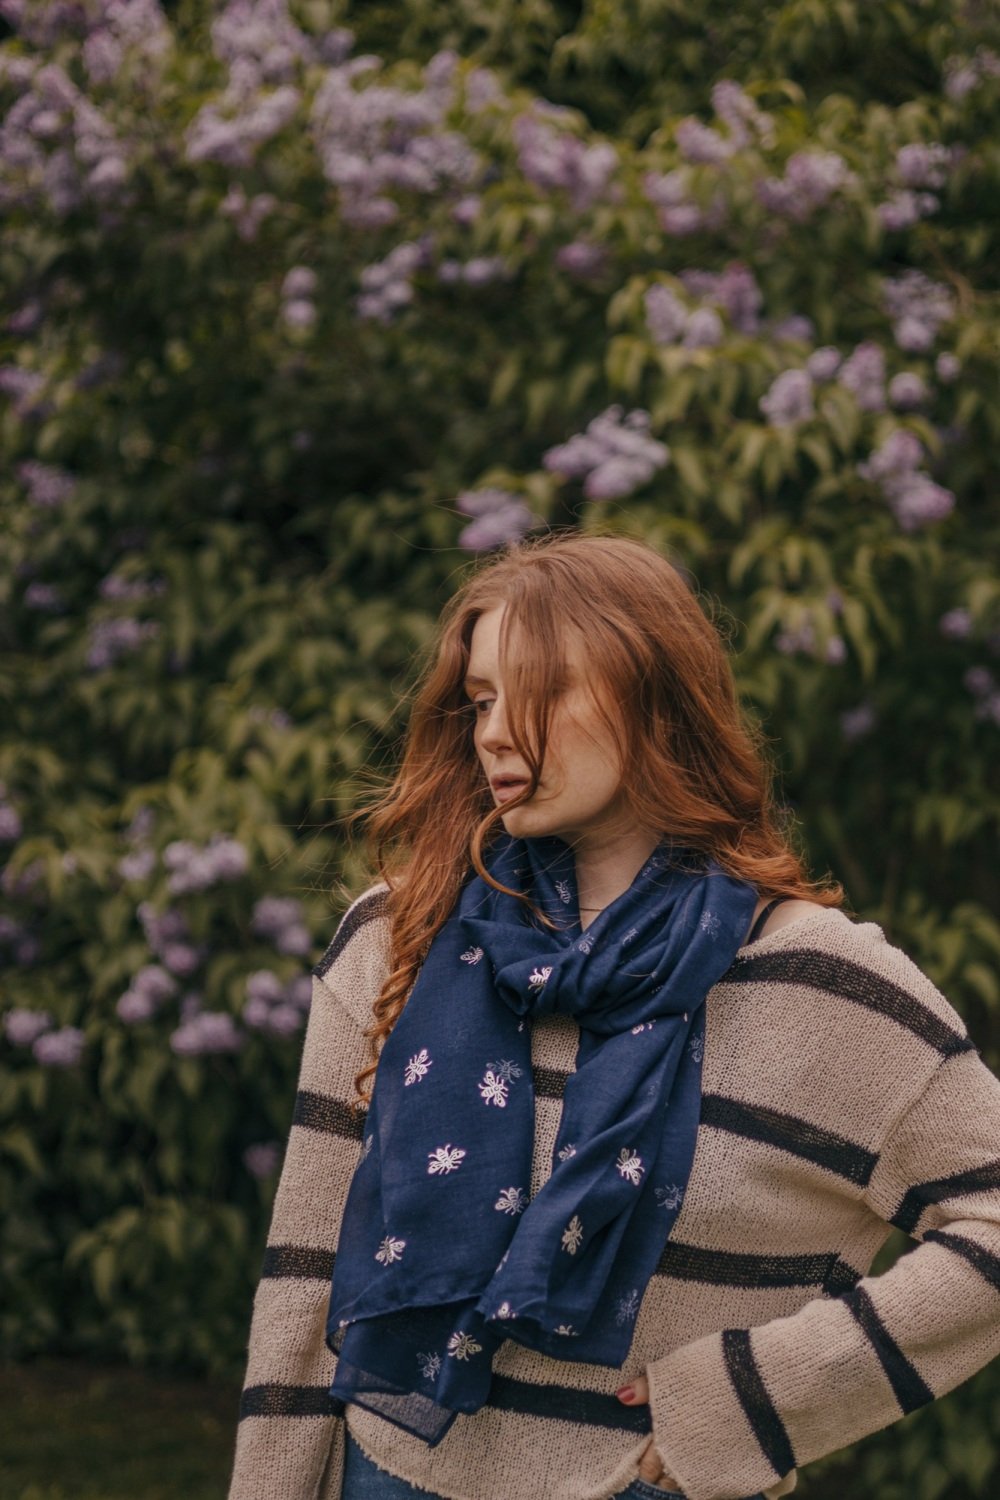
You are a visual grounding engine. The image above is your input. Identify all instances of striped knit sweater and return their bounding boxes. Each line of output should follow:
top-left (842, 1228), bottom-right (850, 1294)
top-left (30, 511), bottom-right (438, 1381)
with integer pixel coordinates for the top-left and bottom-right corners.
top-left (228, 887), bottom-right (1000, 1500)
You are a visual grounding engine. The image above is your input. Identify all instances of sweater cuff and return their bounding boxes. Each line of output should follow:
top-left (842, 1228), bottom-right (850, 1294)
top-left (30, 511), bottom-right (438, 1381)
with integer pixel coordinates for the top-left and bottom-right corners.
top-left (646, 1329), bottom-right (796, 1500)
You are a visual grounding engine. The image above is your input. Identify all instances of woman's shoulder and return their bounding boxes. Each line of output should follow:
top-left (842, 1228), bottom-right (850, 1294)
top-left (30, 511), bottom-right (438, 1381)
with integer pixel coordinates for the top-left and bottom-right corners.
top-left (312, 882), bottom-right (392, 1013)
top-left (732, 899), bottom-right (974, 1066)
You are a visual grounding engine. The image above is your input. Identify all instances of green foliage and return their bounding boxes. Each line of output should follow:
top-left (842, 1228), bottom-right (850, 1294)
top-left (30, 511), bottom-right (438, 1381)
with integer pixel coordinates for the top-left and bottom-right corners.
top-left (1, 1), bottom-right (1000, 1491)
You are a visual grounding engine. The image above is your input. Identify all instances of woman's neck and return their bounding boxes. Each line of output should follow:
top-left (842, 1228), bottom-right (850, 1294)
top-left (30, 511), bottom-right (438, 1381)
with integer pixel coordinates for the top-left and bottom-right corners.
top-left (572, 825), bottom-right (662, 927)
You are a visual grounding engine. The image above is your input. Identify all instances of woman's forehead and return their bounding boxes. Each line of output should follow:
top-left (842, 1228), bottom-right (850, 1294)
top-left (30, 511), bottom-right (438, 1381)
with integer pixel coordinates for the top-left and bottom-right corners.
top-left (466, 604), bottom-right (582, 680)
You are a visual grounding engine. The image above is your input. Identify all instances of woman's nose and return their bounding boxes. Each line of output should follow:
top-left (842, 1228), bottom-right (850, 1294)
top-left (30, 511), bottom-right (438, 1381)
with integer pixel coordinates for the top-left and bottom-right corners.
top-left (479, 697), bottom-right (513, 752)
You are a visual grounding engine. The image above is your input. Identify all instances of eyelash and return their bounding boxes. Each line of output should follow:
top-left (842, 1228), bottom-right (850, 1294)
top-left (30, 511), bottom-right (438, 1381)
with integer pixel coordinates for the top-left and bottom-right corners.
top-left (470, 699), bottom-right (494, 716)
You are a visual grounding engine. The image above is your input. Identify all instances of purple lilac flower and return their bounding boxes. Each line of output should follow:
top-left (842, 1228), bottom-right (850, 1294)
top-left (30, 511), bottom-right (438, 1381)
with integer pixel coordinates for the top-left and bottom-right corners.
top-left (86, 618), bottom-right (160, 670)
top-left (883, 272), bottom-right (954, 352)
top-left (757, 151), bottom-right (855, 221)
top-left (939, 608), bottom-right (972, 639)
top-left (455, 491), bottom-right (537, 552)
top-left (675, 118), bottom-right (735, 165)
top-left (451, 194), bottom-right (481, 226)
top-left (642, 170), bottom-right (711, 237)
top-left (935, 353), bottom-right (961, 384)
top-left (889, 475), bottom-right (956, 531)
top-left (543, 407), bottom-right (669, 502)
top-left (0, 804), bottom-right (23, 841)
top-left (896, 143), bottom-right (953, 188)
top-left (243, 1141), bottom-right (282, 1177)
top-left (944, 49), bottom-right (1000, 100)
top-left (3, 1007), bottom-right (53, 1046)
top-left (682, 307), bottom-right (724, 349)
top-left (775, 621), bottom-right (816, 655)
top-left (770, 315), bottom-right (815, 344)
top-left (24, 582), bottom-right (64, 612)
top-left (759, 369), bottom-right (814, 427)
top-left (710, 81), bottom-right (774, 147)
top-left (310, 57), bottom-right (478, 229)
top-left (116, 964), bottom-right (177, 1024)
top-left (806, 347), bottom-right (842, 381)
top-left (679, 264), bottom-right (762, 334)
top-left (219, 185), bottom-right (278, 240)
top-left (15, 933), bottom-right (41, 965)
top-left (858, 429), bottom-right (924, 483)
top-left (163, 834), bottom-right (249, 895)
top-left (974, 693), bottom-right (1000, 727)
top-left (0, 367), bottom-right (46, 418)
top-left (169, 1011), bottom-right (244, 1056)
top-left (0, 857), bottom-right (44, 898)
top-left (840, 704), bottom-right (877, 741)
top-left (555, 241), bottom-right (608, 278)
top-left (281, 266), bottom-right (317, 299)
top-left (838, 342), bottom-right (886, 412)
top-left (512, 111), bottom-right (618, 213)
top-left (6, 300), bottom-right (44, 334)
top-left (878, 191), bottom-right (939, 231)
top-left (281, 299), bottom-right (316, 329)
top-left (354, 240), bottom-right (431, 323)
top-left (33, 1025), bottom-right (85, 1067)
top-left (252, 895), bottom-right (304, 941)
top-left (889, 373), bottom-right (929, 410)
top-left (644, 284), bottom-right (690, 344)
top-left (98, 574), bottom-right (167, 602)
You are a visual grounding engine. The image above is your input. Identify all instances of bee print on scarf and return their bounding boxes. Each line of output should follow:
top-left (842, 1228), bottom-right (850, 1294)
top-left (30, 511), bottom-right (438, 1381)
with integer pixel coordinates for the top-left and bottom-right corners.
top-left (616, 1147), bottom-right (644, 1185)
top-left (416, 1351), bottom-right (442, 1381)
top-left (655, 1183), bottom-right (684, 1211)
top-left (528, 965), bottom-right (552, 992)
top-left (460, 946), bottom-right (485, 964)
top-left (557, 1142), bottom-right (577, 1161)
top-left (427, 1144), bottom-right (467, 1174)
top-left (615, 1288), bottom-right (641, 1325)
top-left (486, 1058), bottom-right (523, 1083)
top-left (478, 1069), bottom-right (509, 1107)
top-left (494, 1186), bottom-right (528, 1215)
top-left (375, 1235), bottom-right (406, 1265)
top-left (404, 1048), bottom-right (432, 1086)
top-left (447, 1331), bottom-right (482, 1361)
top-left (689, 1029), bottom-right (705, 1063)
top-left (561, 1215), bottom-right (584, 1254)
top-left (554, 879), bottom-right (573, 904)
top-left (699, 909), bottom-right (721, 939)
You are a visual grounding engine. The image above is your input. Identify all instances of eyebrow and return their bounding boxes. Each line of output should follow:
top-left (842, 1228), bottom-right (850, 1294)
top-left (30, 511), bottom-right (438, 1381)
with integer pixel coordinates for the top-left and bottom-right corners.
top-left (462, 674), bottom-right (494, 688)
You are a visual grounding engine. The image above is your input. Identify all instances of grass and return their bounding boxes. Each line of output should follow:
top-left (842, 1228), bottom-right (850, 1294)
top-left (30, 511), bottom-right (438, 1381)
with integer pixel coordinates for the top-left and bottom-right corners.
top-left (0, 1358), bottom-right (241, 1500)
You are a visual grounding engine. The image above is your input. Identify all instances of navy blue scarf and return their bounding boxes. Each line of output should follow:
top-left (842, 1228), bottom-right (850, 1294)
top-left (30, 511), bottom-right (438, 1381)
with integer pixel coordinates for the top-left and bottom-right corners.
top-left (326, 834), bottom-right (758, 1445)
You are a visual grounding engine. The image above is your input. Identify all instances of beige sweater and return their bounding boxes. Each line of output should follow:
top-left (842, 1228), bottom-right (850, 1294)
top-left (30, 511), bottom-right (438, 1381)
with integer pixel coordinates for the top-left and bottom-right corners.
top-left (228, 887), bottom-right (1000, 1500)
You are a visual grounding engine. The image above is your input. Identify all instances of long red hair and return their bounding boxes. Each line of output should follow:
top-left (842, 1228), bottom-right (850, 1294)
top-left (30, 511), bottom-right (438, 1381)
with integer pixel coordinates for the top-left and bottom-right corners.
top-left (345, 533), bottom-right (845, 1106)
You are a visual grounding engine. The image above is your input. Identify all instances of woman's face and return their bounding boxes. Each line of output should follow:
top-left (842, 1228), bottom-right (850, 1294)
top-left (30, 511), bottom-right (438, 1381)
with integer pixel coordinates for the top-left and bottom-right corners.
top-left (465, 605), bottom-right (631, 847)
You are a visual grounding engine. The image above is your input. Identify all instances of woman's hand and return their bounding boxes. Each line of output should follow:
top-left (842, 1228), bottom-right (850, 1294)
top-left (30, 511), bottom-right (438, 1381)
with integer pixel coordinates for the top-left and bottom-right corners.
top-left (616, 1373), bottom-right (680, 1491)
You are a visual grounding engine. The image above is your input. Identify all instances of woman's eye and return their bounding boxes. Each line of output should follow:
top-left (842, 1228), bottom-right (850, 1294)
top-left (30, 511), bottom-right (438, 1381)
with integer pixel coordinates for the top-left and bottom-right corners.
top-left (472, 699), bottom-right (494, 715)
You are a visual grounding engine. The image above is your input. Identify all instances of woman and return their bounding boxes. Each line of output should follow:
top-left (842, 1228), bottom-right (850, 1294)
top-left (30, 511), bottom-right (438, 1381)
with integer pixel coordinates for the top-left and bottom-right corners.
top-left (229, 535), bottom-right (1000, 1500)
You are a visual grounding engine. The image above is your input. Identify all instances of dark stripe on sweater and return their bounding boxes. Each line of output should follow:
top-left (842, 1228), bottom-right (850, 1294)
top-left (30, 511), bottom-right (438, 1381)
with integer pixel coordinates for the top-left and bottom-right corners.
top-left (722, 1328), bottom-right (795, 1478)
top-left (533, 1065), bottom-right (569, 1099)
top-left (313, 886), bottom-right (391, 980)
top-left (892, 1159), bottom-right (1000, 1234)
top-left (293, 1089), bottom-right (366, 1140)
top-left (654, 1239), bottom-right (845, 1291)
top-left (262, 1243), bottom-right (335, 1280)
top-left (487, 1374), bottom-right (651, 1434)
top-left (723, 948), bottom-right (973, 1057)
top-left (701, 1094), bottom-right (876, 1186)
top-left (924, 1229), bottom-right (1000, 1293)
top-left (240, 1383), bottom-right (345, 1419)
top-left (843, 1285), bottom-right (933, 1413)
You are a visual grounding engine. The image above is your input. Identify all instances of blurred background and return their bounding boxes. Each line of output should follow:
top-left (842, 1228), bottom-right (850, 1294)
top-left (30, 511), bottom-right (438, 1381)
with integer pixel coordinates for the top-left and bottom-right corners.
top-left (1, 1), bottom-right (999, 1496)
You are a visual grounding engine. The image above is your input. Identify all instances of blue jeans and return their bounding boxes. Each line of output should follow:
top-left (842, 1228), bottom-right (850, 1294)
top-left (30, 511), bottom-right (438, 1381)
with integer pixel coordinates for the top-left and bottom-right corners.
top-left (344, 1428), bottom-right (765, 1499)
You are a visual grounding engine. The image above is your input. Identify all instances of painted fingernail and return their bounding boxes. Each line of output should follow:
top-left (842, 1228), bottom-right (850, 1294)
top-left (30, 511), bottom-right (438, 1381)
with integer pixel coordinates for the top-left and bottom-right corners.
top-left (616, 1385), bottom-right (634, 1402)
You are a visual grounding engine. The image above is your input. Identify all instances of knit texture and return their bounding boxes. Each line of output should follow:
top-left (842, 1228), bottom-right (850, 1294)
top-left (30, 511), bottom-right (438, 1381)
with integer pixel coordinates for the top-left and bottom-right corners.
top-left (228, 888), bottom-right (1000, 1500)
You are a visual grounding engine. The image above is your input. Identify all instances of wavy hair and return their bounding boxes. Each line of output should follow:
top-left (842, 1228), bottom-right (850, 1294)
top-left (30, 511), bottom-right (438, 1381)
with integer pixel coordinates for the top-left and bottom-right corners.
top-left (344, 533), bottom-right (845, 1106)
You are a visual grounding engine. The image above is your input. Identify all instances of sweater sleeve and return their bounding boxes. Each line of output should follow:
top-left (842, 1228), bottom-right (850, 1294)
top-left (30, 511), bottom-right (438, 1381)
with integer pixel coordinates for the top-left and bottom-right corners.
top-left (645, 1043), bottom-right (1000, 1500)
top-left (227, 894), bottom-right (387, 1500)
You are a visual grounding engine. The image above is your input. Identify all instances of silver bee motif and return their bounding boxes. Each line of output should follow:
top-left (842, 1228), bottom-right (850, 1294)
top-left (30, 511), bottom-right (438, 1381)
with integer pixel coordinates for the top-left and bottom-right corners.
top-left (416, 1350), bottom-right (441, 1380)
top-left (655, 1183), bottom-right (684, 1211)
top-left (561, 1214), bottom-right (584, 1254)
top-left (577, 933), bottom-right (595, 954)
top-left (460, 946), bottom-right (485, 964)
top-left (554, 1324), bottom-right (578, 1336)
top-left (361, 1133), bottom-right (374, 1159)
top-left (528, 965), bottom-right (553, 991)
top-left (615, 1288), bottom-right (641, 1325)
top-left (616, 1147), bottom-right (645, 1185)
top-left (447, 1331), bottom-right (483, 1360)
top-left (631, 1020), bottom-right (655, 1034)
top-left (689, 1030), bottom-right (705, 1063)
top-left (494, 1301), bottom-right (515, 1319)
top-left (494, 1185), bottom-right (528, 1215)
top-left (555, 879), bottom-right (573, 904)
top-left (699, 910), bottom-right (721, 939)
top-left (486, 1058), bottom-right (523, 1082)
top-left (375, 1235), bottom-right (406, 1265)
top-left (557, 1142), bottom-right (577, 1161)
top-left (404, 1047), bottom-right (432, 1086)
top-left (427, 1143), bottom-right (466, 1175)
top-left (478, 1069), bottom-right (509, 1107)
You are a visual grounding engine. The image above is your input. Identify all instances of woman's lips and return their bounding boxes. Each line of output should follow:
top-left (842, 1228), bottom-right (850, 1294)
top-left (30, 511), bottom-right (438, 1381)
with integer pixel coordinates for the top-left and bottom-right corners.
top-left (493, 780), bottom-right (530, 804)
